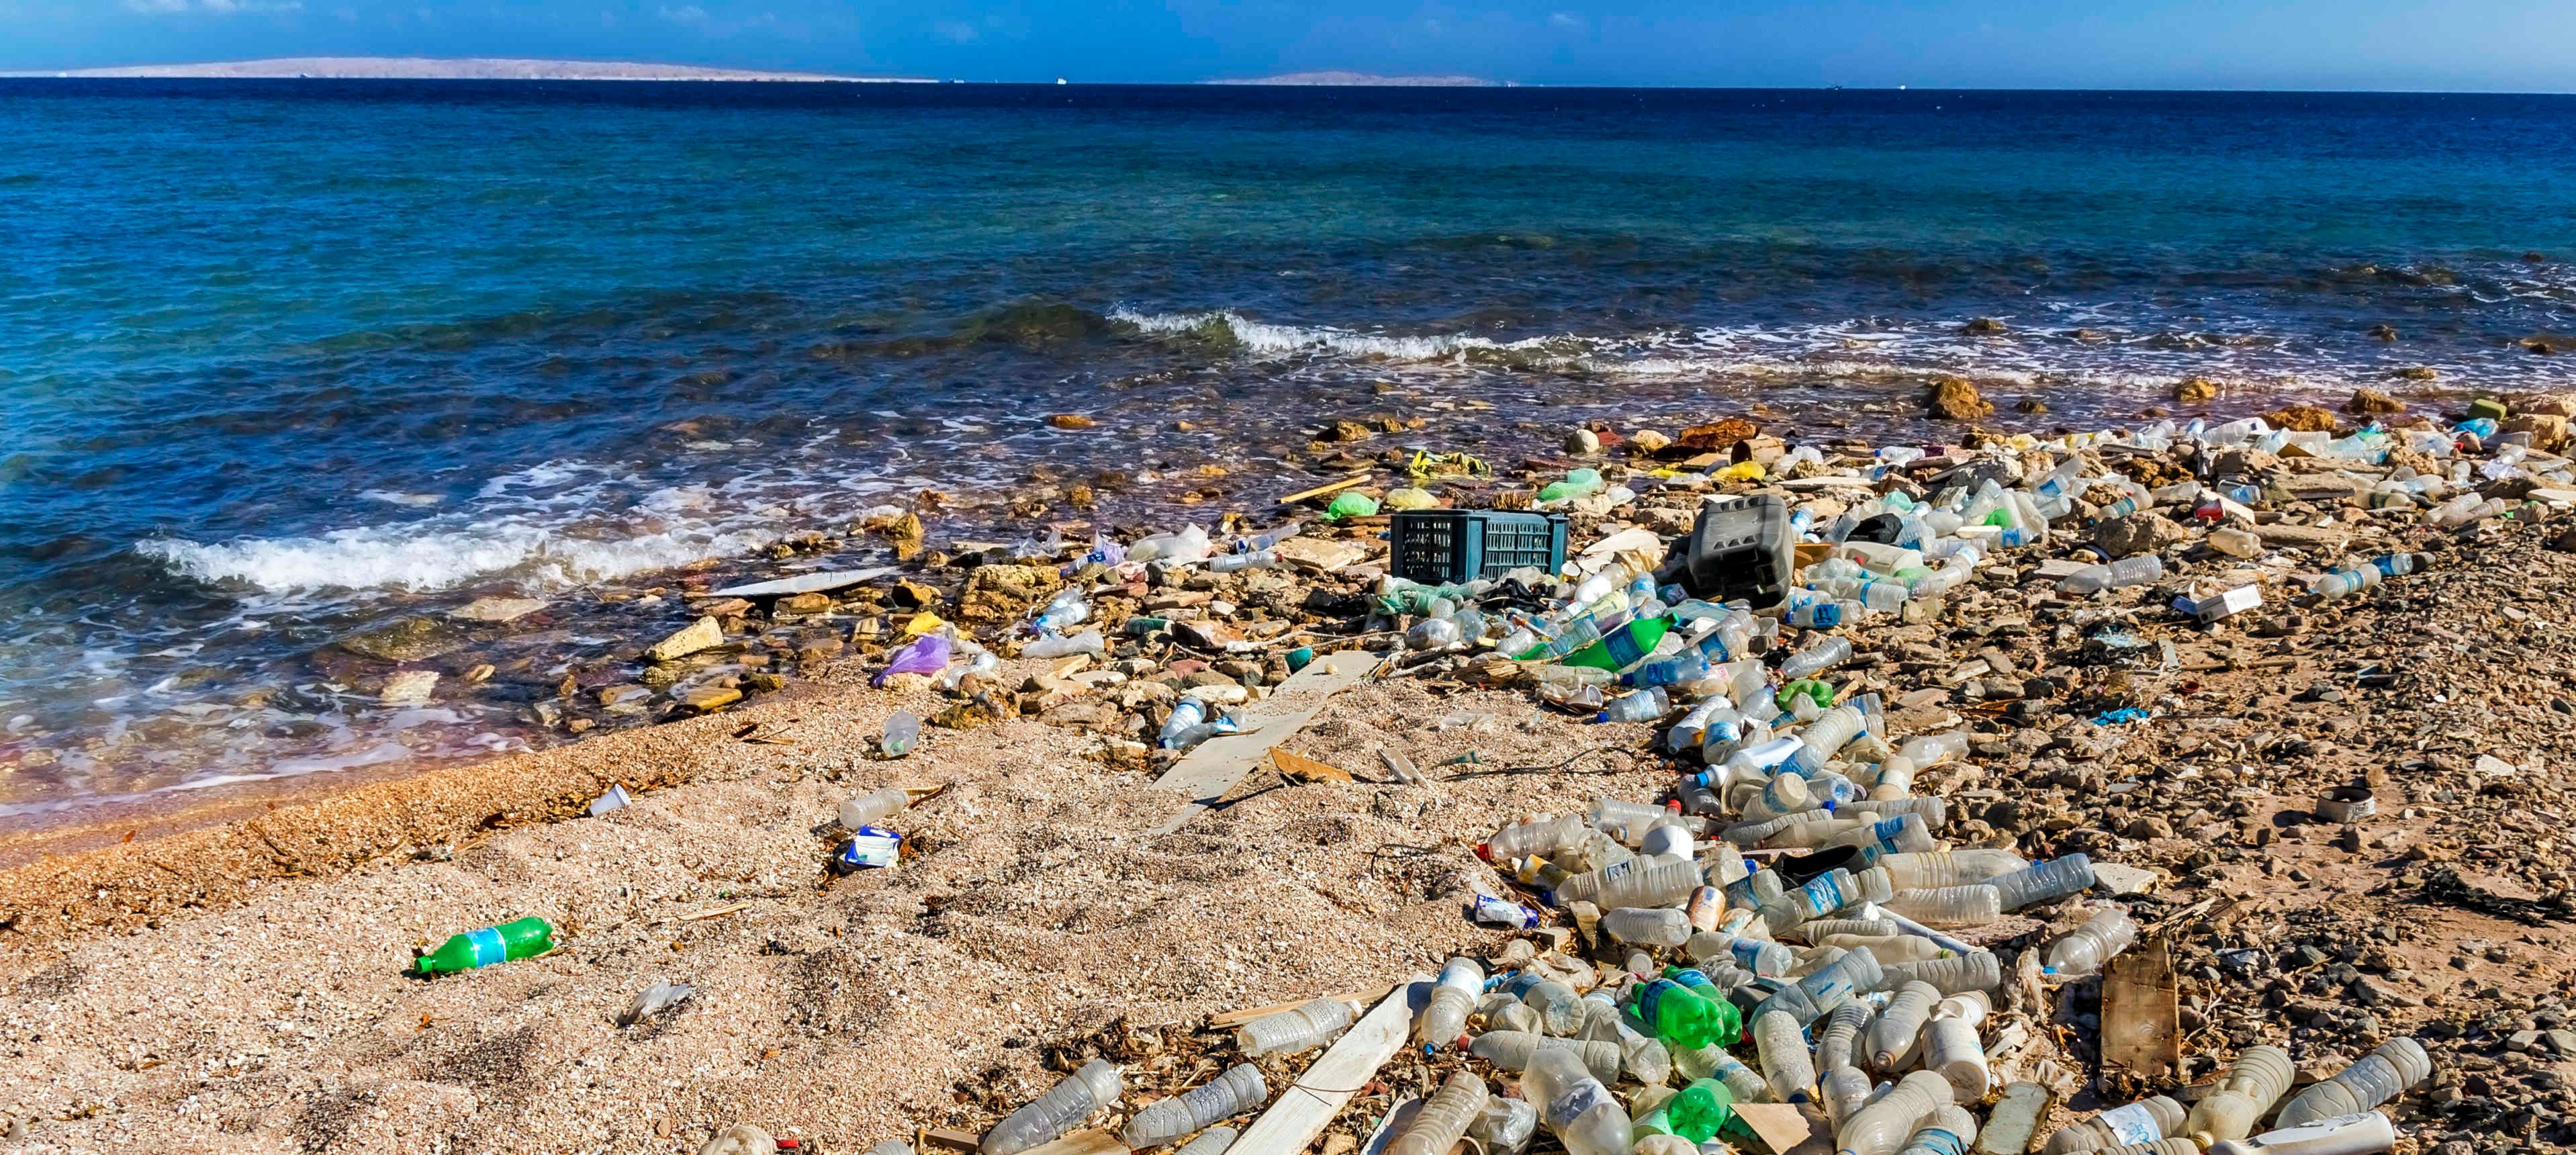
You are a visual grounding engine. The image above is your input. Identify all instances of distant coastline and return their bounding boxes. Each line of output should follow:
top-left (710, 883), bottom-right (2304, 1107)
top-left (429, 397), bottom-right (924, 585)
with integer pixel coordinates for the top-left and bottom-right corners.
top-left (9, 56), bottom-right (931, 82)
top-left (1203, 71), bottom-right (1503, 87)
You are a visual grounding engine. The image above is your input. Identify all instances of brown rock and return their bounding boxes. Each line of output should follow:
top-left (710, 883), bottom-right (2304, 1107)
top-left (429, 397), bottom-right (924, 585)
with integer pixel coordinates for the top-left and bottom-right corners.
top-left (884, 512), bottom-right (925, 562)
top-left (1322, 419), bottom-right (1375, 443)
top-left (2015, 397), bottom-right (2049, 414)
top-left (2506, 414), bottom-right (2570, 449)
top-left (2263, 405), bottom-right (2338, 432)
top-left (931, 695), bottom-right (1007, 731)
top-left (672, 685), bottom-right (741, 714)
top-left (2368, 323), bottom-right (2399, 341)
top-left (1676, 417), bottom-right (1759, 452)
top-left (888, 580), bottom-right (941, 610)
top-left (2515, 391), bottom-right (2576, 417)
top-left (2393, 365), bottom-right (2439, 381)
top-left (340, 616), bottom-right (463, 662)
top-left (1927, 377), bottom-right (1993, 422)
top-left (1563, 428), bottom-right (1602, 455)
top-left (1046, 414), bottom-right (1095, 429)
top-left (2173, 377), bottom-right (2220, 404)
top-left (1630, 429), bottom-right (1673, 454)
top-left (645, 616), bottom-right (725, 663)
top-left (958, 564), bottom-right (1064, 622)
top-left (775, 592), bottom-right (833, 616)
top-left (1962, 317), bottom-right (2008, 335)
top-left (2344, 388), bottom-right (2405, 416)
top-left (2094, 513), bottom-right (2189, 559)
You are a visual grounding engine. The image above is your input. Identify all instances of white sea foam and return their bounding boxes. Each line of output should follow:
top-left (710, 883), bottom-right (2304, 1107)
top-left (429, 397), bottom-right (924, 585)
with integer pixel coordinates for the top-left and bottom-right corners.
top-left (140, 518), bottom-right (780, 594)
top-left (1110, 307), bottom-right (1578, 361)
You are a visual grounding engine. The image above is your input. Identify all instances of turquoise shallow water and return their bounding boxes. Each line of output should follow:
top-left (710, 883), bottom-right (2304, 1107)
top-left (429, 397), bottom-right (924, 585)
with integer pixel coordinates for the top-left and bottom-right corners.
top-left (2, 81), bottom-right (2573, 816)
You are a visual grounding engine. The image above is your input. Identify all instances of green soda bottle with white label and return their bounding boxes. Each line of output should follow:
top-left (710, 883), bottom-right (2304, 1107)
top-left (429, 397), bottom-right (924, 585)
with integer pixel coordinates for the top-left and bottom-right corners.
top-left (413, 916), bottom-right (555, 975)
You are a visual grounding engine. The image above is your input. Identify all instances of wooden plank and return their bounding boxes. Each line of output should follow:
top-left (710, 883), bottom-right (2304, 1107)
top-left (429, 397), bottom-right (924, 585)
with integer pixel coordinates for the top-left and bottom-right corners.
top-left (1205, 984), bottom-right (1400, 1031)
top-left (919, 1127), bottom-right (982, 1154)
top-left (1149, 649), bottom-right (1381, 834)
top-left (2101, 936), bottom-right (2181, 1082)
top-left (1278, 474), bottom-right (1372, 506)
top-left (1272, 749), bottom-right (1354, 784)
top-left (1228, 978), bottom-right (1427, 1155)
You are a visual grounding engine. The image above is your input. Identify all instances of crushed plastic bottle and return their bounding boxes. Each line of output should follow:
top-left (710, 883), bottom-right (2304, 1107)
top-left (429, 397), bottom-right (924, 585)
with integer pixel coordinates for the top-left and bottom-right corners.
top-left (1837, 1070), bottom-right (1956, 1155)
top-left (1389, 1071), bottom-right (1489, 1155)
top-left (2184, 1045), bottom-right (2295, 1145)
top-left (982, 1059), bottom-right (1123, 1155)
top-left (2270, 1038), bottom-right (2430, 1129)
top-left (1752, 1009), bottom-right (1816, 1103)
top-left (1471, 1095), bottom-right (1539, 1155)
top-left (1234, 998), bottom-right (1355, 1058)
top-left (1417, 957), bottom-right (1485, 1047)
top-left (2042, 1097), bottom-right (2184, 1154)
top-left (2044, 906), bottom-right (2140, 976)
top-left (1121, 1064), bottom-right (1267, 1149)
top-left (1989, 853), bottom-right (2095, 910)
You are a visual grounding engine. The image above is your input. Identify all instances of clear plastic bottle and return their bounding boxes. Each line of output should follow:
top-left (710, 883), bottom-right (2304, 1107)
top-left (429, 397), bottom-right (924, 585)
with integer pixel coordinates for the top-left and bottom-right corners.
top-left (1389, 1070), bottom-right (1489, 1155)
top-left (1525, 1046), bottom-right (1632, 1155)
top-left (1121, 1063), bottom-right (1267, 1148)
top-left (1790, 703), bottom-right (1872, 774)
top-left (1025, 629), bottom-right (1107, 659)
top-left (982, 1059), bottom-right (1123, 1155)
top-left (2205, 1111), bottom-right (2396, 1155)
top-left (1674, 1041), bottom-right (1773, 1103)
top-left (1814, 1000), bottom-right (1873, 1072)
top-left (1234, 997), bottom-right (1355, 1058)
top-left (2184, 1045), bottom-right (2295, 1145)
top-left (1881, 951), bottom-right (2003, 997)
top-left (1991, 854), bottom-right (2095, 911)
top-left (1796, 945), bottom-right (1884, 1016)
top-left (1603, 907), bottom-right (1694, 948)
top-left (1923, 992), bottom-right (1992, 1099)
top-left (1616, 1020), bottom-right (1675, 1085)
top-left (1868, 980), bottom-right (1944, 1071)
top-left (1598, 686), bottom-right (1673, 724)
top-left (2058, 555), bottom-right (2165, 595)
top-left (1881, 851), bottom-right (2027, 890)
top-left (1418, 957), bottom-right (1486, 1046)
top-left (880, 712), bottom-right (921, 757)
top-left (1205, 548), bottom-right (1277, 574)
top-left (1468, 1031), bottom-right (1624, 1084)
top-left (1407, 618), bottom-right (1463, 651)
top-left (2042, 1097), bottom-right (2185, 1154)
top-left (1486, 814), bottom-right (1590, 862)
top-left (1786, 867), bottom-right (1895, 925)
top-left (1896, 1104), bottom-right (1980, 1155)
top-left (2270, 1038), bottom-right (2430, 1128)
top-left (1520, 980), bottom-right (1587, 1036)
top-left (1825, 815), bottom-right (1937, 862)
top-left (1778, 637), bottom-right (1855, 680)
top-left (1472, 1095), bottom-right (1538, 1155)
top-left (1554, 856), bottom-right (1704, 909)
top-left (1690, 931), bottom-right (1796, 978)
top-left (839, 786), bottom-right (911, 831)
top-left (1884, 885), bottom-right (2003, 928)
top-left (2045, 907), bottom-right (2140, 976)
top-left (1821, 1065), bottom-right (1875, 1129)
top-left (1753, 1009), bottom-right (1817, 1103)
top-left (1588, 798), bottom-right (1675, 843)
top-left (1837, 1070), bottom-right (1956, 1155)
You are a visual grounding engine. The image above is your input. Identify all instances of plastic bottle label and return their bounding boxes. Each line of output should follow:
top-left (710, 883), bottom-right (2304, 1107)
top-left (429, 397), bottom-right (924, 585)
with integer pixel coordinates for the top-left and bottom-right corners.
top-left (837, 825), bottom-right (903, 869)
top-left (465, 926), bottom-right (507, 968)
top-left (2097, 1101), bottom-right (2162, 1144)
top-left (1469, 894), bottom-right (1540, 929)
top-left (1798, 874), bottom-right (1846, 915)
top-left (1911, 1127), bottom-right (1969, 1155)
top-left (1543, 1082), bottom-right (1614, 1127)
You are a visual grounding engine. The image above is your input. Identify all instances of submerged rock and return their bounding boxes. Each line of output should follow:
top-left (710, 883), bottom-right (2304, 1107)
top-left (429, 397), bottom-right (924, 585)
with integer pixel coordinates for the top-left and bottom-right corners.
top-left (647, 616), bottom-right (725, 663)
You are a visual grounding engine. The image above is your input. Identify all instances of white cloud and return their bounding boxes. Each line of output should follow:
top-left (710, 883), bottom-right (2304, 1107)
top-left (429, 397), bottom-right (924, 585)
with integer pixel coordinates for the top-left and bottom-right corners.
top-left (124, 0), bottom-right (302, 13)
top-left (933, 19), bottom-right (977, 44)
top-left (657, 3), bottom-right (705, 22)
top-left (1549, 11), bottom-right (1585, 29)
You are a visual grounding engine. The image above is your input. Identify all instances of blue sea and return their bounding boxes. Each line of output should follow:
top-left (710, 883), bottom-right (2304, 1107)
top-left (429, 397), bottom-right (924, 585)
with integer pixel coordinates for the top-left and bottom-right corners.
top-left (3, 81), bottom-right (2573, 822)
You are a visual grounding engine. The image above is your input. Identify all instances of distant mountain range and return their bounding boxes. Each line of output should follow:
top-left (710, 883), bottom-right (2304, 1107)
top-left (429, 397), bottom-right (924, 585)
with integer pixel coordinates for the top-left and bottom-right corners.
top-left (17, 57), bottom-right (929, 82)
top-left (1203, 71), bottom-right (1503, 87)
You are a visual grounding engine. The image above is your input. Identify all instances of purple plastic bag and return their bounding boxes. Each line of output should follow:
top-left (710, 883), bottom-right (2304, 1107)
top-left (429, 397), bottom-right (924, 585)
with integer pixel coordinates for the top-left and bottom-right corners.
top-left (872, 634), bottom-right (952, 688)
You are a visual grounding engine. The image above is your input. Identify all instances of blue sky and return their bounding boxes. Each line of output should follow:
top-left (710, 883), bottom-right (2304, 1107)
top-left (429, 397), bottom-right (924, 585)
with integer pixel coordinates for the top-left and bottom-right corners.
top-left (7, 0), bottom-right (2575, 89)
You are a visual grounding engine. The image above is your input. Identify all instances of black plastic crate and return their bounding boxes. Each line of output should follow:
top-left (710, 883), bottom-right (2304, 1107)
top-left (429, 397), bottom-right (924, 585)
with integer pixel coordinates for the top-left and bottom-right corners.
top-left (1664, 494), bottom-right (1795, 608)
top-left (1389, 510), bottom-right (1569, 585)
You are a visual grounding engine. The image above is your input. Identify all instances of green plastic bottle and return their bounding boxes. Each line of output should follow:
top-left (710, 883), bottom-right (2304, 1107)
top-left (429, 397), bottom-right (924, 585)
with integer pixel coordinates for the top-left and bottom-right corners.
top-left (414, 916), bottom-right (555, 976)
top-left (1537, 468), bottom-right (1604, 503)
top-left (1633, 976), bottom-right (1742, 1050)
top-left (1665, 1078), bottom-right (1736, 1143)
top-left (1562, 614), bottom-right (1673, 672)
top-left (1774, 678), bottom-right (1834, 712)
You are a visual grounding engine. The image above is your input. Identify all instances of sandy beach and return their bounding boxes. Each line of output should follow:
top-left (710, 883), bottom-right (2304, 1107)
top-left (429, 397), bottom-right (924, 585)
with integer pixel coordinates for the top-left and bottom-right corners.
top-left (7, 399), bottom-right (2576, 1155)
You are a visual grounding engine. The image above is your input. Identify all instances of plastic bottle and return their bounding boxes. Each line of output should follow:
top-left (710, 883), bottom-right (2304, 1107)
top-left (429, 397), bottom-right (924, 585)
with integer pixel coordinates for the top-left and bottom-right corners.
top-left (1554, 856), bottom-right (1704, 909)
top-left (1526, 1045), bottom-right (1634, 1155)
top-left (1880, 951), bottom-right (2003, 997)
top-left (1881, 851), bottom-right (2026, 890)
top-left (876, 708), bottom-right (923, 757)
top-left (1814, 1001), bottom-right (1872, 1072)
top-left (1883, 886), bottom-right (2003, 928)
top-left (1837, 1070), bottom-right (1956, 1155)
top-left (1626, 651), bottom-right (1712, 689)
top-left (1597, 686), bottom-right (1673, 725)
top-left (1753, 1009), bottom-right (1817, 1103)
top-left (982, 1059), bottom-right (1123, 1155)
top-left (1637, 976), bottom-right (1743, 1049)
top-left (1990, 854), bottom-right (2095, 911)
top-left (1472, 1096), bottom-right (1539, 1155)
top-left (2058, 555), bottom-right (2165, 595)
top-left (1171, 1126), bottom-right (1236, 1155)
top-left (1674, 1041), bottom-right (1772, 1104)
top-left (2043, 1097), bottom-right (2185, 1154)
top-left (1234, 998), bottom-right (1355, 1058)
top-left (1922, 992), bottom-right (1992, 1099)
top-left (1604, 908), bottom-right (1695, 949)
top-left (1418, 957), bottom-right (1485, 1046)
top-left (1387, 1071), bottom-right (1488, 1155)
top-left (1662, 1077), bottom-right (1736, 1143)
top-left (1025, 629), bottom-right (1106, 659)
top-left (1896, 1105), bottom-right (1980, 1155)
top-left (839, 787), bottom-right (913, 831)
top-left (1407, 618), bottom-right (1463, 651)
top-left (1790, 704), bottom-right (1873, 775)
top-left (1784, 868), bottom-right (1895, 925)
top-left (414, 916), bottom-right (556, 975)
top-left (1485, 814), bottom-right (1590, 862)
top-left (1868, 981), bottom-right (1944, 1071)
top-left (2205, 1111), bottom-right (2397, 1155)
top-left (1468, 1033), bottom-right (1622, 1084)
top-left (1824, 815), bottom-right (1938, 862)
top-left (1516, 980), bottom-right (1585, 1036)
top-left (1821, 1066), bottom-right (1874, 1130)
top-left (2045, 907), bottom-right (2140, 977)
top-left (1690, 931), bottom-right (1796, 978)
top-left (1778, 637), bottom-right (1855, 680)
top-left (2270, 1038), bottom-right (2430, 1128)
top-left (1121, 1064), bottom-right (1267, 1148)
top-left (2184, 1046), bottom-right (2295, 1145)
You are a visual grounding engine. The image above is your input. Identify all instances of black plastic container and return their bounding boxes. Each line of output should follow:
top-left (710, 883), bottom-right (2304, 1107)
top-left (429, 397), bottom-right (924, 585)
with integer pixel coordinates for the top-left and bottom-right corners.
top-left (1663, 494), bottom-right (1796, 608)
